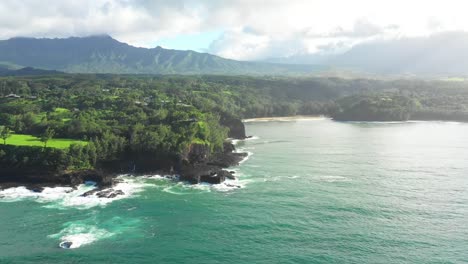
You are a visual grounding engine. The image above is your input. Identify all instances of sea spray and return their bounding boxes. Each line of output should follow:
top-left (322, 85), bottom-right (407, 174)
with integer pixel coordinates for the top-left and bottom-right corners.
top-left (0, 176), bottom-right (153, 209)
top-left (49, 216), bottom-right (142, 249)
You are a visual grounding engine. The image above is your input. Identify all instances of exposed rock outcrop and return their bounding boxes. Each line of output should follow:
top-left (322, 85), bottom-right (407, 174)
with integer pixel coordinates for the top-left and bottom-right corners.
top-left (221, 116), bottom-right (247, 139)
top-left (183, 143), bottom-right (211, 164)
top-left (0, 122), bottom-right (247, 189)
top-left (0, 168), bottom-right (112, 189)
top-left (65, 170), bottom-right (113, 187)
top-left (179, 164), bottom-right (233, 184)
top-left (177, 140), bottom-right (246, 184)
top-left (96, 189), bottom-right (125, 198)
top-left (59, 241), bottom-right (73, 249)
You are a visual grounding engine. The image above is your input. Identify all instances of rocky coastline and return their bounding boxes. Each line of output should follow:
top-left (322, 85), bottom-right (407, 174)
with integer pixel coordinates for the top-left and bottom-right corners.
top-left (0, 118), bottom-right (249, 194)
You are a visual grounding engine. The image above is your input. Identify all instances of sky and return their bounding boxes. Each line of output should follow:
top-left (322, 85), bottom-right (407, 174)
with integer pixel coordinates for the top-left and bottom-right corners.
top-left (0, 0), bottom-right (467, 60)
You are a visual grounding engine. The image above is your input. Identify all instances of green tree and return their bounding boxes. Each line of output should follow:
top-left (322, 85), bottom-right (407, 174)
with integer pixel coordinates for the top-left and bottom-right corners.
top-left (0, 126), bottom-right (12, 145)
top-left (40, 127), bottom-right (55, 148)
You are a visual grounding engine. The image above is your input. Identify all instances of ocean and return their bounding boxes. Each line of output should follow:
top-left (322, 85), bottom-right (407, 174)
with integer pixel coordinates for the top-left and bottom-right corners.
top-left (1, 118), bottom-right (467, 263)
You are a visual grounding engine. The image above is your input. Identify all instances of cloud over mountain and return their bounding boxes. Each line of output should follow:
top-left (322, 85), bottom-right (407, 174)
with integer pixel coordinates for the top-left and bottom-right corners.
top-left (0, 0), bottom-right (467, 60)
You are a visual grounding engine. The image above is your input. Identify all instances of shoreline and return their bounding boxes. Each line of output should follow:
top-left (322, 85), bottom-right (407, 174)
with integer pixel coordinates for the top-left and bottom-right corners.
top-left (243, 115), bottom-right (468, 123)
top-left (243, 115), bottom-right (327, 123)
top-left (0, 141), bottom-right (249, 193)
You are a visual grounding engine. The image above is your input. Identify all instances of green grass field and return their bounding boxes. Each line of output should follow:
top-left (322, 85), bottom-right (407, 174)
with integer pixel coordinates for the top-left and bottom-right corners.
top-left (3, 134), bottom-right (87, 149)
top-left (54, 107), bottom-right (70, 113)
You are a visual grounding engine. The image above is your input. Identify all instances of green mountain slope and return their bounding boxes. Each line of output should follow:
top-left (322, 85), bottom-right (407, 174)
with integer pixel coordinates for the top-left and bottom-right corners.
top-left (0, 35), bottom-right (323, 75)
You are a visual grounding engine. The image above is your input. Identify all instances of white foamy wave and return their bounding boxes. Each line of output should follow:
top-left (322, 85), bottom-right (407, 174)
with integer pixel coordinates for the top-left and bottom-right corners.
top-left (0, 175), bottom-right (154, 209)
top-left (56, 177), bottom-right (151, 209)
top-left (159, 170), bottom-right (252, 194)
top-left (317, 175), bottom-right (350, 182)
top-left (212, 178), bottom-right (252, 192)
top-left (162, 179), bottom-right (251, 194)
top-left (49, 223), bottom-right (113, 249)
top-left (0, 186), bottom-right (76, 203)
top-left (231, 136), bottom-right (259, 146)
top-left (238, 151), bottom-right (253, 165)
top-left (162, 182), bottom-right (211, 195)
top-left (229, 136), bottom-right (260, 146)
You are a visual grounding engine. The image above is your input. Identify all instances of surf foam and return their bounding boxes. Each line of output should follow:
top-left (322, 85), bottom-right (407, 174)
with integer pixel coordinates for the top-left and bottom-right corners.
top-left (0, 175), bottom-right (154, 209)
top-left (49, 223), bottom-right (114, 249)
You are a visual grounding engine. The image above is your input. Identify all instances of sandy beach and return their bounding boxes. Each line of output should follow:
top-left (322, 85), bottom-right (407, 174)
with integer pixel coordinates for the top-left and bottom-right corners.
top-left (242, 115), bottom-right (328, 122)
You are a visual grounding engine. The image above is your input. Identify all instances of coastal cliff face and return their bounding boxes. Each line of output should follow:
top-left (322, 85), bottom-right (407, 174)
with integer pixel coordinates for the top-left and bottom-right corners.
top-left (0, 118), bottom-right (248, 189)
top-left (176, 116), bottom-right (248, 184)
top-left (0, 168), bottom-right (112, 190)
top-left (221, 116), bottom-right (247, 139)
top-left (184, 143), bottom-right (210, 164)
top-left (179, 141), bottom-right (246, 184)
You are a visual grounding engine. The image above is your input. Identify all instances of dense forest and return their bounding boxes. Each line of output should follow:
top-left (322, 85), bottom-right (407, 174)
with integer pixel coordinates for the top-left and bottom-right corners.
top-left (1, 74), bottom-right (468, 178)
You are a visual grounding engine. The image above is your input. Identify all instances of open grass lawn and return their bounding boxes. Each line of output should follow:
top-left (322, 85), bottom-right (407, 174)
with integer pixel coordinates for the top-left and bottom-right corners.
top-left (54, 107), bottom-right (70, 113)
top-left (3, 134), bottom-right (87, 149)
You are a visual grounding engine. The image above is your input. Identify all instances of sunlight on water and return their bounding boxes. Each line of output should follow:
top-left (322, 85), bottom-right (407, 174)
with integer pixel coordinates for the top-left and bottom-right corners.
top-left (1, 119), bottom-right (468, 263)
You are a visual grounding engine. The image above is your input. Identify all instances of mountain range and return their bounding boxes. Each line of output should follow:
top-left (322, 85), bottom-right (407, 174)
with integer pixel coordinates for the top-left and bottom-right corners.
top-left (0, 66), bottom-right (63, 76)
top-left (1, 32), bottom-right (467, 76)
top-left (267, 32), bottom-right (468, 76)
top-left (0, 35), bottom-right (322, 75)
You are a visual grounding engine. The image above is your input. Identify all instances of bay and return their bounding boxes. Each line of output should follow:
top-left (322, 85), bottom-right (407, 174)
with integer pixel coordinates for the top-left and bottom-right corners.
top-left (1, 119), bottom-right (468, 263)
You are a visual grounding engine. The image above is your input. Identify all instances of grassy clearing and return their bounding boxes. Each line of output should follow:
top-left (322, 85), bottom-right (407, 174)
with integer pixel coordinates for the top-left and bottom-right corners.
top-left (54, 107), bottom-right (70, 113)
top-left (3, 134), bottom-right (87, 149)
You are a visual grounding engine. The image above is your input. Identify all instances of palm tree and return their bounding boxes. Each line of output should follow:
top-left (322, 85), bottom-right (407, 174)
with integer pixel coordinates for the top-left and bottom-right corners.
top-left (0, 126), bottom-right (12, 145)
top-left (40, 127), bottom-right (55, 148)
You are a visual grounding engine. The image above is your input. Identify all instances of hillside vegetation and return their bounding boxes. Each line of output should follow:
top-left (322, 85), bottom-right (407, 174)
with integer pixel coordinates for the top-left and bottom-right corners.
top-left (1, 74), bottom-right (468, 173)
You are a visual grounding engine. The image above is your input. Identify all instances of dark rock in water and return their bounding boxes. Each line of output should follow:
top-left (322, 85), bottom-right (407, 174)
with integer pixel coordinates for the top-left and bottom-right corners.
top-left (179, 164), bottom-right (215, 184)
top-left (180, 164), bottom-right (232, 184)
top-left (107, 190), bottom-right (124, 198)
top-left (59, 241), bottom-right (73, 249)
top-left (178, 139), bottom-right (247, 184)
top-left (96, 188), bottom-right (112, 198)
top-left (80, 189), bottom-right (99, 197)
top-left (95, 188), bottom-right (125, 198)
top-left (218, 170), bottom-right (236, 180)
top-left (30, 187), bottom-right (44, 193)
top-left (200, 172), bottom-right (225, 184)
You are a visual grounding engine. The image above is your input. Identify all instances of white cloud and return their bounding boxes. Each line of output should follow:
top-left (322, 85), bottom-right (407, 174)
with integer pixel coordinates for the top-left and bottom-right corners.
top-left (0, 0), bottom-right (467, 60)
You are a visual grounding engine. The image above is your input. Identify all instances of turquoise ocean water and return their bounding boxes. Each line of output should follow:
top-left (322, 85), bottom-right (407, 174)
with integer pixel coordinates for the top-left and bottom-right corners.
top-left (1, 119), bottom-right (467, 263)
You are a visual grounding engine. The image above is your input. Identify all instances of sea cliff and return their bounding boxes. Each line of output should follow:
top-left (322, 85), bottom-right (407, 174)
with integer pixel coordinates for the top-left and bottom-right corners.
top-left (0, 118), bottom-right (248, 191)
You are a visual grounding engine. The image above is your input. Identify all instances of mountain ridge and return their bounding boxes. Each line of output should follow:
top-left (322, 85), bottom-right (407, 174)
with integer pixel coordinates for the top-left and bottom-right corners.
top-left (0, 35), bottom-right (323, 75)
top-left (266, 32), bottom-right (468, 76)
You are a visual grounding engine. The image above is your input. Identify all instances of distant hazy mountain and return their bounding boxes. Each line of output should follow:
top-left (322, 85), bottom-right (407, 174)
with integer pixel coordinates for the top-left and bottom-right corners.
top-left (267, 32), bottom-right (468, 76)
top-left (0, 35), bottom-right (322, 75)
top-left (0, 66), bottom-right (63, 76)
